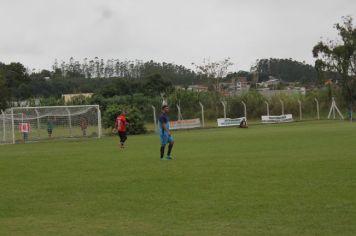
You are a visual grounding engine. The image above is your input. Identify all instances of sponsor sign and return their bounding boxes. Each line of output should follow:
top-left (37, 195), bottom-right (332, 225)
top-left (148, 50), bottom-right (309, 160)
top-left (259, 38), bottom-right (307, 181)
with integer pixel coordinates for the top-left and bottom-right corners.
top-left (261, 114), bottom-right (293, 124)
top-left (217, 117), bottom-right (246, 127)
top-left (169, 118), bottom-right (201, 130)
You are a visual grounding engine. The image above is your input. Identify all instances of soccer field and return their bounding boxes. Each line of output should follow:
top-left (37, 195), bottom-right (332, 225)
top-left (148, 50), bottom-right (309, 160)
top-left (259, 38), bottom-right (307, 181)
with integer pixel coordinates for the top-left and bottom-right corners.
top-left (0, 121), bottom-right (356, 236)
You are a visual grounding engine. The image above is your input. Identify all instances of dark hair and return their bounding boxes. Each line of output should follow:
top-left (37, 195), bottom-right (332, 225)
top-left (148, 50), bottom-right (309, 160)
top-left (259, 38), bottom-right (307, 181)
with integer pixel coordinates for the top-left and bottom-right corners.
top-left (161, 105), bottom-right (168, 110)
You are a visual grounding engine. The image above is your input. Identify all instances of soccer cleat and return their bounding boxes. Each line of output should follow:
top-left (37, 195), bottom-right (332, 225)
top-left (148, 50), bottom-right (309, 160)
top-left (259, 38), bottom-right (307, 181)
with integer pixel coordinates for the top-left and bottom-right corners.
top-left (166, 156), bottom-right (173, 160)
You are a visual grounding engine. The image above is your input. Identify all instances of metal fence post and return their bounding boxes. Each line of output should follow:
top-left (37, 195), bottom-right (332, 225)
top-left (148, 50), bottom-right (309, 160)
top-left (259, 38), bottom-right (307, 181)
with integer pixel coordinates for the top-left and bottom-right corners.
top-left (298, 99), bottom-right (302, 120)
top-left (199, 102), bottom-right (205, 127)
top-left (264, 101), bottom-right (269, 116)
top-left (314, 98), bottom-right (320, 120)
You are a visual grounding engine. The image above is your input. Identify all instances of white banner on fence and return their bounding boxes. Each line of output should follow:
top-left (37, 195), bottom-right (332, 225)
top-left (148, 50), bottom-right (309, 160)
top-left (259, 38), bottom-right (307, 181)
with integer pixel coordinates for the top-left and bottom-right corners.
top-left (261, 114), bottom-right (293, 124)
top-left (217, 117), bottom-right (246, 127)
top-left (169, 118), bottom-right (201, 130)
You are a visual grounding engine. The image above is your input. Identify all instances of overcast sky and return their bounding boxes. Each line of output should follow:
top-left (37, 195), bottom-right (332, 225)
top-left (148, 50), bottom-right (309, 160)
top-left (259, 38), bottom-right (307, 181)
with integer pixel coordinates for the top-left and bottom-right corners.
top-left (1, 0), bottom-right (355, 72)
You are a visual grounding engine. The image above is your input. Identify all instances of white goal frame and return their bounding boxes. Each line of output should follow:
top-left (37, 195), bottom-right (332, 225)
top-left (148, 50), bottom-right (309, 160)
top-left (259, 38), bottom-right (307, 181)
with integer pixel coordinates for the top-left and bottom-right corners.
top-left (1, 105), bottom-right (102, 144)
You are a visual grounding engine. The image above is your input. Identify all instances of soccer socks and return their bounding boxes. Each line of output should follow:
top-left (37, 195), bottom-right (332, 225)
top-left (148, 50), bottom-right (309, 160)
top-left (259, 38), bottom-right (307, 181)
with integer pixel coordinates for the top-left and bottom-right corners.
top-left (167, 143), bottom-right (173, 156)
top-left (160, 145), bottom-right (165, 159)
top-left (160, 143), bottom-right (173, 159)
top-left (119, 135), bottom-right (127, 148)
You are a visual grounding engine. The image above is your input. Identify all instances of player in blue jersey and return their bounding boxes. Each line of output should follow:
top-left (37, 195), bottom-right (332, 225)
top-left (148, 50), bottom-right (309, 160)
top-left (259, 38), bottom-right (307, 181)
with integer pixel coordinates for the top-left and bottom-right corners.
top-left (158, 105), bottom-right (174, 160)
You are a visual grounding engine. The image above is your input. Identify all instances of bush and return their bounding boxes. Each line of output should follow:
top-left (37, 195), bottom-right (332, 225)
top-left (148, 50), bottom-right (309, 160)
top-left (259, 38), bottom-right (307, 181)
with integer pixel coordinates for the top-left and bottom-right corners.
top-left (102, 104), bottom-right (146, 134)
top-left (92, 93), bottom-right (161, 122)
top-left (126, 107), bottom-right (147, 134)
top-left (39, 96), bottom-right (65, 106)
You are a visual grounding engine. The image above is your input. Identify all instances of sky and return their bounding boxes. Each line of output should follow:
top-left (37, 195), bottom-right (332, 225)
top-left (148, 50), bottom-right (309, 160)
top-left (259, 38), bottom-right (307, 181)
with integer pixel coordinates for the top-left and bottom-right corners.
top-left (1, 0), bottom-right (355, 72)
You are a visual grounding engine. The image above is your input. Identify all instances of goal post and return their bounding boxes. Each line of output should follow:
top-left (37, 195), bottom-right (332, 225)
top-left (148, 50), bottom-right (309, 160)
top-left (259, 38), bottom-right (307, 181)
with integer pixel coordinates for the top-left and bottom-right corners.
top-left (0, 105), bottom-right (101, 144)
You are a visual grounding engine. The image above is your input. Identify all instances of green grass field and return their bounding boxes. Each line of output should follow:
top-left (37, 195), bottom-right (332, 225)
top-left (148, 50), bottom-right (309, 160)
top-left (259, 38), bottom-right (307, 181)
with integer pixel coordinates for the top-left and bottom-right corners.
top-left (1, 121), bottom-right (356, 236)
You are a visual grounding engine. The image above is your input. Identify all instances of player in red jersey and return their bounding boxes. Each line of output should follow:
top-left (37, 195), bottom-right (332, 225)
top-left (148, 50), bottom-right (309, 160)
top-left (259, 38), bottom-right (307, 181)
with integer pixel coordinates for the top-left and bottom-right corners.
top-left (19, 122), bottom-right (31, 142)
top-left (115, 111), bottom-right (129, 148)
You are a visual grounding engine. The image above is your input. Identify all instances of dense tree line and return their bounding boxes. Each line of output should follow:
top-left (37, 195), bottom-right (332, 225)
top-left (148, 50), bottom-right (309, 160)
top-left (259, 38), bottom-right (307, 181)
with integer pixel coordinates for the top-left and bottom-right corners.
top-left (0, 58), bottom-right (198, 110)
top-left (52, 57), bottom-right (198, 86)
top-left (252, 58), bottom-right (318, 84)
top-left (0, 57), bottom-right (331, 111)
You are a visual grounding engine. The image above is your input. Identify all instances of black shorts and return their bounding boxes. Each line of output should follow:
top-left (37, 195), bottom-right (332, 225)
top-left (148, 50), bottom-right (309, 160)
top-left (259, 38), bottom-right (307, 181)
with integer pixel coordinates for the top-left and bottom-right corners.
top-left (118, 131), bottom-right (127, 142)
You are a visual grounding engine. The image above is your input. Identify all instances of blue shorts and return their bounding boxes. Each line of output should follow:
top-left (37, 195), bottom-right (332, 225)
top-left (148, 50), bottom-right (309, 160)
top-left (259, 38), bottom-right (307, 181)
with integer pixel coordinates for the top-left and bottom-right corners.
top-left (160, 134), bottom-right (173, 145)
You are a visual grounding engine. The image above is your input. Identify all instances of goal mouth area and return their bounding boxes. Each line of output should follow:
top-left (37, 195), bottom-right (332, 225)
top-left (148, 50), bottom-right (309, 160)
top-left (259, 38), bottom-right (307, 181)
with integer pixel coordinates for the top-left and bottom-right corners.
top-left (1, 105), bottom-right (102, 144)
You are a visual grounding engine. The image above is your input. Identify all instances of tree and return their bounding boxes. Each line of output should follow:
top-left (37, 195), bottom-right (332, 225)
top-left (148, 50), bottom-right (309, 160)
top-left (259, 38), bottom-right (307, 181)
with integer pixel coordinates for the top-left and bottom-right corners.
top-left (0, 62), bottom-right (29, 102)
top-left (251, 58), bottom-right (317, 84)
top-left (193, 58), bottom-right (233, 91)
top-left (0, 73), bottom-right (10, 110)
top-left (143, 73), bottom-right (174, 96)
top-left (313, 16), bottom-right (356, 119)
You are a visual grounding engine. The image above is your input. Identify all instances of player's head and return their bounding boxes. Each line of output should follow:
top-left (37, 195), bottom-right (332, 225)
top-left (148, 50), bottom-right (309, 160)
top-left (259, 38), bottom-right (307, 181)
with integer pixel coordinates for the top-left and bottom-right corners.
top-left (121, 111), bottom-right (126, 115)
top-left (161, 105), bottom-right (169, 113)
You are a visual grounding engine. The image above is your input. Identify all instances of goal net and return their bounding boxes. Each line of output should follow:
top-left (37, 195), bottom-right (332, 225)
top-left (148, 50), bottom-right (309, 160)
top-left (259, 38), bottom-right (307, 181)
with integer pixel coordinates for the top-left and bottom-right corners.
top-left (0, 105), bottom-right (101, 144)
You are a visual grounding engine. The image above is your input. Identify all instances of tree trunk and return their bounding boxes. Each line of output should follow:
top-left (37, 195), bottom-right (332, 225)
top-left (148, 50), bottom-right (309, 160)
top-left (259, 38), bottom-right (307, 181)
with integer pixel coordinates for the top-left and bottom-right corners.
top-left (350, 102), bottom-right (353, 122)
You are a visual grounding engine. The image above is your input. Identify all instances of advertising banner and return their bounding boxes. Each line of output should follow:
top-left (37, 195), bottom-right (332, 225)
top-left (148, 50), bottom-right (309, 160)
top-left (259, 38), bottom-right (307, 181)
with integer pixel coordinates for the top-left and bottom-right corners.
top-left (261, 114), bottom-right (293, 124)
top-left (217, 117), bottom-right (246, 127)
top-left (169, 118), bottom-right (201, 130)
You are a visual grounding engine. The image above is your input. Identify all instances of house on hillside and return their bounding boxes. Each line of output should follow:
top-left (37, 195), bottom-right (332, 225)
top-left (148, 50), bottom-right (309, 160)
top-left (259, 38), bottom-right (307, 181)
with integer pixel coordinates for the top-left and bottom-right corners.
top-left (235, 77), bottom-right (249, 89)
top-left (62, 93), bottom-right (93, 104)
top-left (219, 77), bottom-right (250, 96)
top-left (187, 85), bottom-right (209, 92)
top-left (260, 76), bottom-right (280, 87)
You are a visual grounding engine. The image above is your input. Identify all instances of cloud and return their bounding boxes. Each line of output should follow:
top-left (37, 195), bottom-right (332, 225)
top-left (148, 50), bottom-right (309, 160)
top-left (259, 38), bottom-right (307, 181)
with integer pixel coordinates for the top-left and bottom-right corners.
top-left (99, 6), bottom-right (115, 21)
top-left (0, 0), bottom-right (355, 70)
